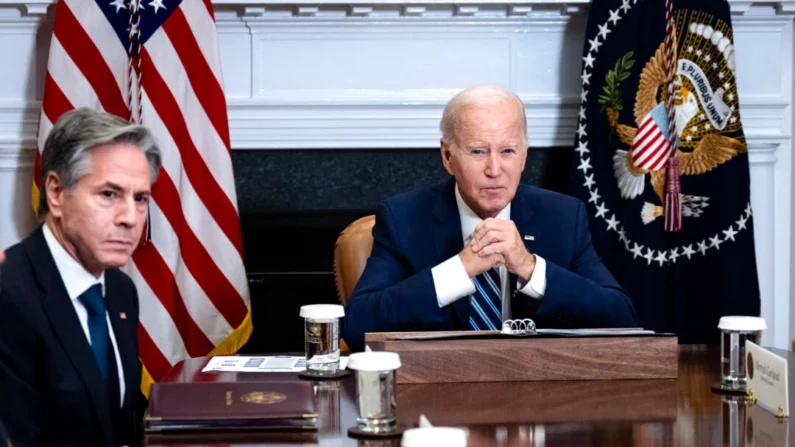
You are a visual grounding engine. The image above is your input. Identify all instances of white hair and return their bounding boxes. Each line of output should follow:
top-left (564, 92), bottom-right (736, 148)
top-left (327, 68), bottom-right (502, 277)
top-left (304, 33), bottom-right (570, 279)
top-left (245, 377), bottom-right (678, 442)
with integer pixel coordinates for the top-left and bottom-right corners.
top-left (440, 86), bottom-right (528, 148)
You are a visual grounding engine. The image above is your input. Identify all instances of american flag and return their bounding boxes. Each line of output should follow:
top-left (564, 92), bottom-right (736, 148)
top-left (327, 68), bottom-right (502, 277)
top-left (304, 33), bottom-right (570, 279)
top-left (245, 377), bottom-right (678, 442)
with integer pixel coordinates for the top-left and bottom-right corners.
top-left (630, 102), bottom-right (674, 172)
top-left (32, 0), bottom-right (251, 395)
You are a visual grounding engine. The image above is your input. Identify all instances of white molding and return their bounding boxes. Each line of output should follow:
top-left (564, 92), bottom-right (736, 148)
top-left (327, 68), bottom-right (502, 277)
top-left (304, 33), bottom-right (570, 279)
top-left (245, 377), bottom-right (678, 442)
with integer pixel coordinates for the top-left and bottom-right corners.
top-left (0, 146), bottom-right (35, 171)
top-left (3, 0), bottom-right (793, 17)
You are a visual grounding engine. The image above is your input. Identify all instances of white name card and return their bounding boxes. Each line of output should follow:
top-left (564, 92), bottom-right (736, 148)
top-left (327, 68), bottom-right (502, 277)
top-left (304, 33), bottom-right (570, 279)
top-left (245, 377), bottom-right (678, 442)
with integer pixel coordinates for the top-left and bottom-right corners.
top-left (746, 341), bottom-right (789, 417)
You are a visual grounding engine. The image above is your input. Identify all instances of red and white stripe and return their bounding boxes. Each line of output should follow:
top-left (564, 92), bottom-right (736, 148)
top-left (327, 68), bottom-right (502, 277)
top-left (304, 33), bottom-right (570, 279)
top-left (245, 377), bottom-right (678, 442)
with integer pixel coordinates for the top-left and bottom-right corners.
top-left (630, 115), bottom-right (673, 171)
top-left (34, 0), bottom-right (250, 389)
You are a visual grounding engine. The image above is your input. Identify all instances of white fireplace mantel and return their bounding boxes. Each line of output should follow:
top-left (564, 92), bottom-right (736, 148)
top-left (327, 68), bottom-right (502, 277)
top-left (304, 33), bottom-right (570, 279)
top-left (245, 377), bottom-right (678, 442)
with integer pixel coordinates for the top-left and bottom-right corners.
top-left (0, 0), bottom-right (793, 349)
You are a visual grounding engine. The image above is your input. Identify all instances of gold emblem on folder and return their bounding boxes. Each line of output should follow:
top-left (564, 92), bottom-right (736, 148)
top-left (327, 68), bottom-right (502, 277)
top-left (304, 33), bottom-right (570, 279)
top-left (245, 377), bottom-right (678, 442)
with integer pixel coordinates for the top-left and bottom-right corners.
top-left (241, 391), bottom-right (287, 405)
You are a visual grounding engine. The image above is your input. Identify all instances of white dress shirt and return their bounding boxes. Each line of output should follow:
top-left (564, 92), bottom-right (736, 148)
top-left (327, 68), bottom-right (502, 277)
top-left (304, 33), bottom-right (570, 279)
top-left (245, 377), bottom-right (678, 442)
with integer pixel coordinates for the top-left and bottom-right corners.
top-left (42, 224), bottom-right (126, 406)
top-left (430, 184), bottom-right (547, 321)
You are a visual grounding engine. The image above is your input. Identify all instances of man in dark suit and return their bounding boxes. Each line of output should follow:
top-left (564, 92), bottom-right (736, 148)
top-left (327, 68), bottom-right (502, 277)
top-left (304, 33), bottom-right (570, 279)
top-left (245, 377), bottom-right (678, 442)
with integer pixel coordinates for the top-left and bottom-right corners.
top-left (0, 108), bottom-right (162, 446)
top-left (342, 86), bottom-right (637, 352)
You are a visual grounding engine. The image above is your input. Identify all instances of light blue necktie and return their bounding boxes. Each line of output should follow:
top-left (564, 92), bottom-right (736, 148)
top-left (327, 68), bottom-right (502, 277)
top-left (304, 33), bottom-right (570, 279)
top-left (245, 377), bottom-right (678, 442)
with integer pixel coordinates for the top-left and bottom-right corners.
top-left (78, 284), bottom-right (110, 379)
top-left (469, 268), bottom-right (503, 330)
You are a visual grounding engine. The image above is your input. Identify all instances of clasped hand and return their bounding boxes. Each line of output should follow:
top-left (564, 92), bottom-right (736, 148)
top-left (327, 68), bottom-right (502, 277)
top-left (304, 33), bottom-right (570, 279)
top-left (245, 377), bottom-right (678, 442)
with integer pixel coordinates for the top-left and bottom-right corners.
top-left (459, 218), bottom-right (536, 282)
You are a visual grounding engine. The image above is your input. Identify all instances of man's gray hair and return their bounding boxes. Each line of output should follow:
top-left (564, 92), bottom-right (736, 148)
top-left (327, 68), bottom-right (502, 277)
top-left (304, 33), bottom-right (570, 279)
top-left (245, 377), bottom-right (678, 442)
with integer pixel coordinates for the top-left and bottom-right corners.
top-left (440, 86), bottom-right (528, 148)
top-left (38, 107), bottom-right (162, 216)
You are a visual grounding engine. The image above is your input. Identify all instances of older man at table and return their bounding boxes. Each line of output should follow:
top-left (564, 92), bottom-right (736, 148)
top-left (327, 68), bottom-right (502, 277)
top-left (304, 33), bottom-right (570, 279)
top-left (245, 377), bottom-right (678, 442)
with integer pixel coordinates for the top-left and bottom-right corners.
top-left (0, 108), bottom-right (161, 446)
top-left (342, 86), bottom-right (637, 352)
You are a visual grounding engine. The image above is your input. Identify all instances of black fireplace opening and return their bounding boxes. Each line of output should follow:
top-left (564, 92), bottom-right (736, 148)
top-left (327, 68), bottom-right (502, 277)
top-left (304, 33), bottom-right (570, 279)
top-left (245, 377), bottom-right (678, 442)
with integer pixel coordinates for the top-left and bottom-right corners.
top-left (235, 147), bottom-right (573, 354)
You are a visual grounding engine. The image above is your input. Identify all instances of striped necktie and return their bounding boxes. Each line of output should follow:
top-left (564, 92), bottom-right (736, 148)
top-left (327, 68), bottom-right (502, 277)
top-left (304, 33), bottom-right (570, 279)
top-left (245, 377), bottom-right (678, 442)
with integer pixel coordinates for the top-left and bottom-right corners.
top-left (469, 268), bottom-right (503, 330)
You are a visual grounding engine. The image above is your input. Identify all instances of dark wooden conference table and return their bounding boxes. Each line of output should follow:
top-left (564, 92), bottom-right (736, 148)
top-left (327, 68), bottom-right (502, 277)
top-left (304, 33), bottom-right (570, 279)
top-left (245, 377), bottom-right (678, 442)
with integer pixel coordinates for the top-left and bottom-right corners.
top-left (144, 345), bottom-right (793, 447)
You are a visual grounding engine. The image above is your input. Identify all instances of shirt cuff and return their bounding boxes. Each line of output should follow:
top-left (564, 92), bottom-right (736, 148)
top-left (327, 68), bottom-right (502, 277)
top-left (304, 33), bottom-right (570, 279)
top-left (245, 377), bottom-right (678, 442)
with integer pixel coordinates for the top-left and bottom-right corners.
top-left (431, 255), bottom-right (476, 308)
top-left (517, 255), bottom-right (546, 300)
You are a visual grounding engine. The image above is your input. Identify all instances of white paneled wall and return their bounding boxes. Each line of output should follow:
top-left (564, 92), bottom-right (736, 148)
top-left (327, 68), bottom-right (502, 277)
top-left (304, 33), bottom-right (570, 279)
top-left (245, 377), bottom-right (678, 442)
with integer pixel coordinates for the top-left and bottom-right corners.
top-left (0, 0), bottom-right (792, 348)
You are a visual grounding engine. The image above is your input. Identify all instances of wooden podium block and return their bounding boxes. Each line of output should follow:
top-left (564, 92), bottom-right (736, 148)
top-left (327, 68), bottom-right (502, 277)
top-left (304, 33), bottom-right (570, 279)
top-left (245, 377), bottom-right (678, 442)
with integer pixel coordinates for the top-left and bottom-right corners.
top-left (365, 331), bottom-right (678, 383)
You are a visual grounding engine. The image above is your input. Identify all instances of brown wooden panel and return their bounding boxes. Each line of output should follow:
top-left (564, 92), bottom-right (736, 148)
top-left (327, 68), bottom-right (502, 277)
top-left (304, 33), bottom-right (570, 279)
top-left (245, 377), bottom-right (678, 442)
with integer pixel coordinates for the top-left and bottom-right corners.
top-left (366, 335), bottom-right (678, 383)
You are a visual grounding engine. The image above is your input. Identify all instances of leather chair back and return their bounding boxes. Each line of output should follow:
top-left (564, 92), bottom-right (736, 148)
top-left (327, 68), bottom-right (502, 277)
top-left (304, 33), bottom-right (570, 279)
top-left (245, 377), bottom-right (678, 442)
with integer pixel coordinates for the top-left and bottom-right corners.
top-left (334, 215), bottom-right (375, 305)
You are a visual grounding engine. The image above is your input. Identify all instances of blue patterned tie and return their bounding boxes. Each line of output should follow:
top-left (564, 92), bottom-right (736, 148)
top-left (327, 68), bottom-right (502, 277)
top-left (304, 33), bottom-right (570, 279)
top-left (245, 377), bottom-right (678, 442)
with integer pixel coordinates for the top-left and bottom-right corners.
top-left (79, 284), bottom-right (109, 379)
top-left (469, 268), bottom-right (503, 330)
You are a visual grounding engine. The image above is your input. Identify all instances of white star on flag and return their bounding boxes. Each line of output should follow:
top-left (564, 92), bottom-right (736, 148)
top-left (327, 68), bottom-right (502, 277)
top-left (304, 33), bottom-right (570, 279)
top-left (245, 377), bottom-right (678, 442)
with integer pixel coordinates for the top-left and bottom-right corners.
top-left (576, 123), bottom-right (587, 138)
top-left (617, 228), bottom-right (627, 242)
top-left (595, 203), bottom-right (609, 218)
top-left (589, 189), bottom-right (601, 204)
top-left (682, 245), bottom-right (696, 259)
top-left (110, 0), bottom-right (126, 12)
top-left (581, 71), bottom-right (592, 85)
top-left (620, 0), bottom-right (631, 13)
top-left (608, 9), bottom-right (621, 25)
top-left (655, 251), bottom-right (667, 266)
top-left (605, 214), bottom-right (620, 231)
top-left (745, 203), bottom-right (753, 216)
top-left (588, 37), bottom-right (602, 53)
top-left (577, 157), bottom-right (592, 173)
top-left (736, 215), bottom-right (748, 230)
top-left (669, 247), bottom-right (680, 263)
top-left (575, 141), bottom-right (589, 155)
top-left (709, 235), bottom-right (723, 250)
top-left (583, 53), bottom-right (596, 68)
top-left (579, 107), bottom-right (586, 120)
top-left (643, 248), bottom-right (654, 265)
top-left (697, 240), bottom-right (709, 256)
top-left (150, 0), bottom-right (167, 13)
top-left (583, 173), bottom-right (595, 188)
top-left (597, 23), bottom-right (611, 39)
top-left (581, 89), bottom-right (589, 102)
top-left (128, 19), bottom-right (140, 36)
top-left (630, 243), bottom-right (643, 259)
top-left (723, 226), bottom-right (738, 242)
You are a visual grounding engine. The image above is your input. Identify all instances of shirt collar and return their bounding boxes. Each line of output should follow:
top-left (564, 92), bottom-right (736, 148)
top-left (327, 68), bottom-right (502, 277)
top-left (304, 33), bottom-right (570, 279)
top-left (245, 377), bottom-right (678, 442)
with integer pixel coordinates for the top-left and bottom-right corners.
top-left (42, 223), bottom-right (106, 301)
top-left (455, 183), bottom-right (511, 242)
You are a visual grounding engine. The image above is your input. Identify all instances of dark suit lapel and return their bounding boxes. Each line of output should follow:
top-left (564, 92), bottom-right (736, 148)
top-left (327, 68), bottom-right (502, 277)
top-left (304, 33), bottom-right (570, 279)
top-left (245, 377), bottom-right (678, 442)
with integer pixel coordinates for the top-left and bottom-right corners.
top-left (431, 180), bottom-right (469, 326)
top-left (25, 227), bottom-right (114, 446)
top-left (105, 278), bottom-right (137, 409)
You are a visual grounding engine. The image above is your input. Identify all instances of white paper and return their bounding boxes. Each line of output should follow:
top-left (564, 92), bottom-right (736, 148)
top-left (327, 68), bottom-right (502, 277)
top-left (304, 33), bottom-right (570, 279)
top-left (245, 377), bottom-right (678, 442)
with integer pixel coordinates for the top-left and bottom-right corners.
top-left (201, 356), bottom-right (348, 373)
top-left (746, 341), bottom-right (789, 417)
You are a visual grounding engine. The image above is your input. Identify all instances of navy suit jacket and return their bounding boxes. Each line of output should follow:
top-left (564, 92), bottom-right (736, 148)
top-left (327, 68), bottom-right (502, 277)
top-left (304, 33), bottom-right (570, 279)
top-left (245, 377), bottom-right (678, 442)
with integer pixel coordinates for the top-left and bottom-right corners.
top-left (0, 226), bottom-right (143, 447)
top-left (342, 181), bottom-right (637, 352)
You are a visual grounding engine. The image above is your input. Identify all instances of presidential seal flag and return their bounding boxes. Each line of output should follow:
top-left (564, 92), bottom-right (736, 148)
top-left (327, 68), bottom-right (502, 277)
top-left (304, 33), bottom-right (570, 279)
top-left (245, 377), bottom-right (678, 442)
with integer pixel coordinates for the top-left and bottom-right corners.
top-left (569, 0), bottom-right (760, 343)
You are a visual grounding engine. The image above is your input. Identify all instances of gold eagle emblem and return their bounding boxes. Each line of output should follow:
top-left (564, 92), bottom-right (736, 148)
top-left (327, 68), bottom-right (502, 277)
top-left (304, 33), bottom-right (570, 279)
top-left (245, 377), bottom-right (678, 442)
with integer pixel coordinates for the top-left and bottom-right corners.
top-left (608, 22), bottom-right (746, 223)
top-left (240, 391), bottom-right (287, 405)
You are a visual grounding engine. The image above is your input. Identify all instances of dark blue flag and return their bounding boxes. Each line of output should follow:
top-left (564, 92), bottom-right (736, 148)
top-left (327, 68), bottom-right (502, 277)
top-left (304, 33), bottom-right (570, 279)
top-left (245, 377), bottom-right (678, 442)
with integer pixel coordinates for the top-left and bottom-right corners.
top-left (569, 0), bottom-right (760, 343)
